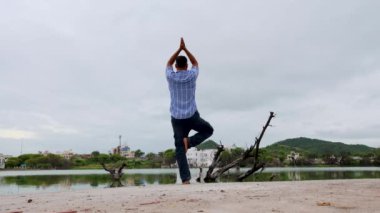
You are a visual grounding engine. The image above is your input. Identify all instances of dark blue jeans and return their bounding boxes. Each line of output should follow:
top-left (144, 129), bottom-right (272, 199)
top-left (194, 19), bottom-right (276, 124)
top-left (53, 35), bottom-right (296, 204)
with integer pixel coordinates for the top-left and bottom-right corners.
top-left (171, 111), bottom-right (214, 182)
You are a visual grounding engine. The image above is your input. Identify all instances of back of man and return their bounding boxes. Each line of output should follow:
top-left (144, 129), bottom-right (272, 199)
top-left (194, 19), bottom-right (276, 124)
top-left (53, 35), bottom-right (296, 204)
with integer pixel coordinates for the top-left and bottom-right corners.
top-left (166, 62), bottom-right (198, 119)
top-left (166, 38), bottom-right (214, 184)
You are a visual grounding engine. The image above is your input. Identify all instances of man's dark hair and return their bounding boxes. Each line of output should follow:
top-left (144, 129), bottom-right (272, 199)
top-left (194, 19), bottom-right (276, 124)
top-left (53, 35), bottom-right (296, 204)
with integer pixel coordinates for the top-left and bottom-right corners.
top-left (175, 55), bottom-right (188, 68)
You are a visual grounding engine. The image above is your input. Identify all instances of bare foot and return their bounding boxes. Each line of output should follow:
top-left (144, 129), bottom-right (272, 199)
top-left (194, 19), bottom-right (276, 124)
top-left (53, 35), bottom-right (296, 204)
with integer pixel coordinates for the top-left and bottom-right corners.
top-left (183, 137), bottom-right (189, 153)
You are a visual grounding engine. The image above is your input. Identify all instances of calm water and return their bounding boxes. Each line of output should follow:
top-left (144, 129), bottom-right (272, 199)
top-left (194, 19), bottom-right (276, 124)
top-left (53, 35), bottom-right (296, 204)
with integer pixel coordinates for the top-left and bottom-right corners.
top-left (0, 167), bottom-right (379, 195)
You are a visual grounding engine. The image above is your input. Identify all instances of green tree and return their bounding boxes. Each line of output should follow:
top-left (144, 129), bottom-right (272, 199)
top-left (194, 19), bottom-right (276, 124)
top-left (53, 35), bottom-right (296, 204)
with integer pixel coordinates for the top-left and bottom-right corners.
top-left (5, 157), bottom-right (21, 168)
top-left (374, 148), bottom-right (380, 166)
top-left (359, 157), bottom-right (372, 166)
top-left (296, 157), bottom-right (313, 166)
top-left (87, 151), bottom-right (101, 164)
top-left (145, 152), bottom-right (157, 161)
top-left (145, 152), bottom-right (161, 168)
top-left (157, 152), bottom-right (165, 165)
top-left (259, 149), bottom-right (277, 166)
top-left (71, 156), bottom-right (86, 167)
top-left (340, 156), bottom-right (355, 166)
top-left (278, 155), bottom-right (286, 164)
top-left (18, 154), bottom-right (43, 166)
top-left (163, 149), bottom-right (176, 167)
top-left (231, 147), bottom-right (244, 159)
top-left (25, 156), bottom-right (45, 168)
top-left (127, 159), bottom-right (143, 168)
top-left (305, 152), bottom-right (318, 159)
top-left (97, 154), bottom-right (111, 163)
top-left (110, 154), bottom-right (124, 162)
top-left (91, 151), bottom-right (100, 157)
top-left (323, 153), bottom-right (338, 165)
top-left (219, 150), bottom-right (232, 167)
top-left (134, 149), bottom-right (145, 158)
top-left (23, 154), bottom-right (71, 169)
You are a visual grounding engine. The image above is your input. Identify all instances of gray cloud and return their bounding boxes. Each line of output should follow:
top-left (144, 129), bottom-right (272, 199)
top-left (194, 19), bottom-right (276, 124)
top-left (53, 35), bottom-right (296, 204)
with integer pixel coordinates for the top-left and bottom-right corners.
top-left (1, 0), bottom-right (380, 156)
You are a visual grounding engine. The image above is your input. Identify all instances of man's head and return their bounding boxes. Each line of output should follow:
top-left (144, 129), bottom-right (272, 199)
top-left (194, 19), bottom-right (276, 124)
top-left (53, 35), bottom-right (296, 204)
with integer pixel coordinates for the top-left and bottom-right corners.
top-left (175, 55), bottom-right (188, 70)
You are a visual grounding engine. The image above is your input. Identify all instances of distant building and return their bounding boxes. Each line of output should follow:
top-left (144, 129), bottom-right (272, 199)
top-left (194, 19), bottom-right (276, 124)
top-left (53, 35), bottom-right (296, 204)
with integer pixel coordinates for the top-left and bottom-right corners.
top-left (121, 145), bottom-right (135, 158)
top-left (0, 153), bottom-right (12, 169)
top-left (112, 146), bottom-right (121, 155)
top-left (0, 154), bottom-right (5, 169)
top-left (38, 150), bottom-right (52, 156)
top-left (351, 156), bottom-right (363, 161)
top-left (187, 148), bottom-right (217, 168)
top-left (78, 154), bottom-right (92, 159)
top-left (57, 150), bottom-right (75, 160)
top-left (313, 158), bottom-right (324, 165)
top-left (287, 151), bottom-right (300, 161)
top-left (113, 145), bottom-right (135, 158)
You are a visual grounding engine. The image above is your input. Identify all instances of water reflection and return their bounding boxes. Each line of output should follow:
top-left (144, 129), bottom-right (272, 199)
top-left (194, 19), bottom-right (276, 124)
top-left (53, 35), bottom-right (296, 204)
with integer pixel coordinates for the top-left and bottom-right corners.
top-left (1, 167), bottom-right (379, 195)
top-left (220, 169), bottom-right (380, 182)
top-left (1, 173), bottom-right (176, 187)
top-left (0, 173), bottom-right (177, 195)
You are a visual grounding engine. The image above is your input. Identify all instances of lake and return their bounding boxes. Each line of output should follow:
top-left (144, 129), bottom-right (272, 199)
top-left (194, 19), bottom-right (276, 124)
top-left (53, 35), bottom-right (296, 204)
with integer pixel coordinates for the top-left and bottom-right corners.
top-left (1, 167), bottom-right (379, 195)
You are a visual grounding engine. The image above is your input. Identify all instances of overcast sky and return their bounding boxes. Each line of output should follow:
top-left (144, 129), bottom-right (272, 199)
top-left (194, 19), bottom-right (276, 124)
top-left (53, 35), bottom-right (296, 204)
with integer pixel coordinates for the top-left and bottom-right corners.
top-left (1, 0), bottom-right (380, 156)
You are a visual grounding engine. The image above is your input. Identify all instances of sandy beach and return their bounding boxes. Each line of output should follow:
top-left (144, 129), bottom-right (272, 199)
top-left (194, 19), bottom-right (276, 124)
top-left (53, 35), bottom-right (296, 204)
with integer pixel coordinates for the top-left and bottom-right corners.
top-left (1, 179), bottom-right (380, 213)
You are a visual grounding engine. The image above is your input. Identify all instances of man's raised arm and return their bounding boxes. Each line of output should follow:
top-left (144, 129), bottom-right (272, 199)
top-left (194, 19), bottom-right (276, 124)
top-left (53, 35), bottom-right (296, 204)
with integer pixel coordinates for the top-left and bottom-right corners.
top-left (182, 38), bottom-right (198, 67)
top-left (166, 47), bottom-right (181, 68)
top-left (166, 38), bottom-right (184, 67)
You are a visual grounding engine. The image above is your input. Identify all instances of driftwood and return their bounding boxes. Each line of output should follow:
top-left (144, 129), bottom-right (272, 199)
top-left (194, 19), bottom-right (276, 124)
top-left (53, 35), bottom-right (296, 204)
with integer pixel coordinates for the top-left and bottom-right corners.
top-left (100, 162), bottom-right (127, 187)
top-left (202, 112), bottom-right (275, 183)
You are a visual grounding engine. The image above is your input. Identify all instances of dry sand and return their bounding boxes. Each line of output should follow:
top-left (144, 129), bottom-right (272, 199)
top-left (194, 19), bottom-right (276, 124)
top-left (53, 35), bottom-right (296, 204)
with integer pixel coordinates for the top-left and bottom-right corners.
top-left (1, 179), bottom-right (380, 213)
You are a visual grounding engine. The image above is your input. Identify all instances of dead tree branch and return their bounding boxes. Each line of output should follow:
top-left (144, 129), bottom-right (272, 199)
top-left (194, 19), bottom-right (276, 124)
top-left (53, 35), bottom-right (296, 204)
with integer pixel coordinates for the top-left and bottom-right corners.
top-left (237, 162), bottom-right (265, 181)
top-left (204, 144), bottom-right (224, 182)
top-left (203, 112), bottom-right (275, 182)
top-left (100, 162), bottom-right (127, 187)
top-left (237, 111), bottom-right (275, 181)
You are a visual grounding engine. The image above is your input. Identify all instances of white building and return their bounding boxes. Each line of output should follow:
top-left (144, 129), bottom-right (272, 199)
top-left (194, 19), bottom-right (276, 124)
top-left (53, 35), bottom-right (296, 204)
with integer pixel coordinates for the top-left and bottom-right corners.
top-left (0, 153), bottom-right (11, 169)
top-left (0, 154), bottom-right (5, 169)
top-left (287, 151), bottom-right (300, 161)
top-left (56, 150), bottom-right (75, 160)
top-left (187, 148), bottom-right (217, 168)
top-left (39, 150), bottom-right (75, 160)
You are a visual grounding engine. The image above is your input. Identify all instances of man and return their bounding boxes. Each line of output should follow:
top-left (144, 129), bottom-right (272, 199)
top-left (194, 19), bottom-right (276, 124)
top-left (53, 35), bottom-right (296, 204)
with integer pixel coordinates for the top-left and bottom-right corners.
top-left (166, 38), bottom-right (214, 184)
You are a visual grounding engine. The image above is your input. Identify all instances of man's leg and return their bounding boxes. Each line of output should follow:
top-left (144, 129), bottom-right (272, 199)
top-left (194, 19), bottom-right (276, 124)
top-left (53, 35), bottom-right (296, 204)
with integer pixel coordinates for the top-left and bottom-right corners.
top-left (171, 117), bottom-right (191, 183)
top-left (188, 111), bottom-right (214, 147)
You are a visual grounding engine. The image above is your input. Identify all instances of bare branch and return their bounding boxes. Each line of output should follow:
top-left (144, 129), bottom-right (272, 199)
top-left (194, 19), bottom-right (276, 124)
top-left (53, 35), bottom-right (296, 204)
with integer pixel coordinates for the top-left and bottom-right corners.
top-left (100, 161), bottom-right (127, 187)
top-left (203, 112), bottom-right (276, 182)
top-left (237, 163), bottom-right (265, 181)
top-left (204, 144), bottom-right (225, 182)
top-left (117, 163), bottom-right (127, 174)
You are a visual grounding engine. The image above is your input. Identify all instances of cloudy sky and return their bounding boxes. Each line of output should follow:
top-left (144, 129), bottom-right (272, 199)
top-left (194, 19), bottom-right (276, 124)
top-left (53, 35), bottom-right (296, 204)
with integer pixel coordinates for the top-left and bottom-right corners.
top-left (1, 0), bottom-right (380, 156)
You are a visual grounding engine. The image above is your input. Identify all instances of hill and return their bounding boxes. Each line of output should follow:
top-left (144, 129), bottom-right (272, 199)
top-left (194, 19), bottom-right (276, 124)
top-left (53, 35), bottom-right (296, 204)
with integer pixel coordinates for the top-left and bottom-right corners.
top-left (264, 137), bottom-right (375, 157)
top-left (196, 140), bottom-right (219, 150)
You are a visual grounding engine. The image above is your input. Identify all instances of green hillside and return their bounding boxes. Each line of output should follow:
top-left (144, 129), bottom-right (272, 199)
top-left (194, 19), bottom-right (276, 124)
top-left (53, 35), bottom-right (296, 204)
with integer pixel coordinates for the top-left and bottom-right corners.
top-left (196, 140), bottom-right (219, 150)
top-left (265, 137), bottom-right (375, 157)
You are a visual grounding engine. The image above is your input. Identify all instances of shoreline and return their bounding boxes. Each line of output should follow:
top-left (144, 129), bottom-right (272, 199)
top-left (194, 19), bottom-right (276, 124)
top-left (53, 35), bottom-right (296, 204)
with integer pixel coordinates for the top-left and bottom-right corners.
top-left (1, 179), bottom-right (380, 213)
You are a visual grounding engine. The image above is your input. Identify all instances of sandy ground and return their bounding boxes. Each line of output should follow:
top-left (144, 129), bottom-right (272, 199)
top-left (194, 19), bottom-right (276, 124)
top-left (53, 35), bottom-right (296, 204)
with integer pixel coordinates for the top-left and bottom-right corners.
top-left (1, 179), bottom-right (380, 213)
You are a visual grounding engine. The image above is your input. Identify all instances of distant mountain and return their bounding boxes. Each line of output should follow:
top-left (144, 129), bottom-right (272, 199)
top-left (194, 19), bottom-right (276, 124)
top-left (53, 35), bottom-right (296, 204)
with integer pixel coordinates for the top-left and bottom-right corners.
top-left (264, 137), bottom-right (375, 156)
top-left (196, 140), bottom-right (219, 150)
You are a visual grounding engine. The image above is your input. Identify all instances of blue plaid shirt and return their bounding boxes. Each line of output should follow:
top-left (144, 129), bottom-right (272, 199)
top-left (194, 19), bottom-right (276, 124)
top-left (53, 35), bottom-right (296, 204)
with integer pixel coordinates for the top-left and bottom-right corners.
top-left (166, 66), bottom-right (199, 119)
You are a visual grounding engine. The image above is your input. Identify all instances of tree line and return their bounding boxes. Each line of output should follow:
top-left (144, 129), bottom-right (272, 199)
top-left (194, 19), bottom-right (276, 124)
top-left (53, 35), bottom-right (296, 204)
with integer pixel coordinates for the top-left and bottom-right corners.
top-left (259, 147), bottom-right (380, 167)
top-left (4, 149), bottom-right (176, 170)
top-left (4, 146), bottom-right (380, 170)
